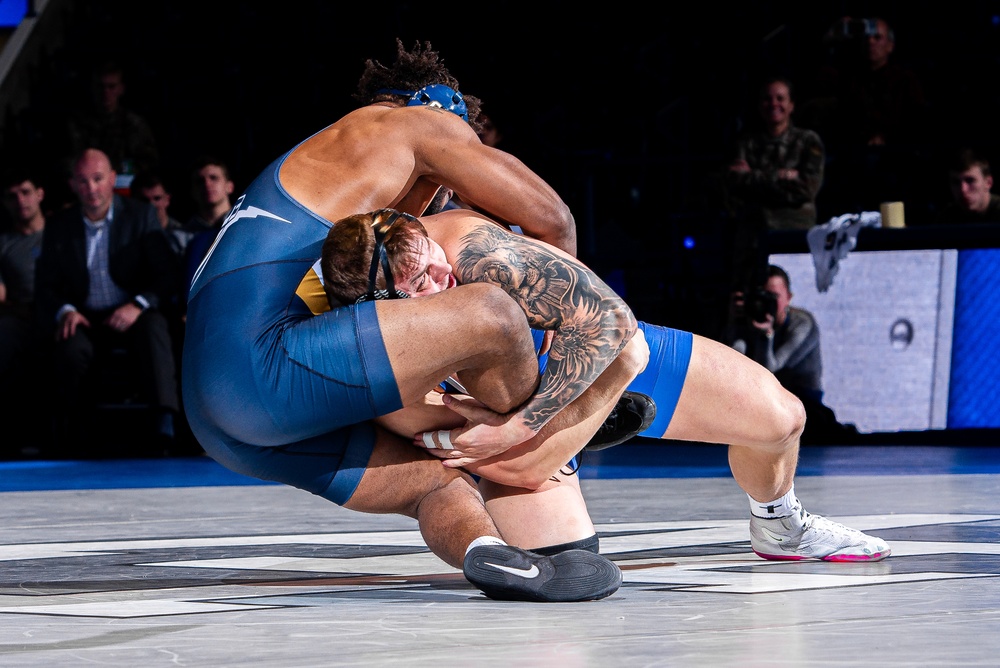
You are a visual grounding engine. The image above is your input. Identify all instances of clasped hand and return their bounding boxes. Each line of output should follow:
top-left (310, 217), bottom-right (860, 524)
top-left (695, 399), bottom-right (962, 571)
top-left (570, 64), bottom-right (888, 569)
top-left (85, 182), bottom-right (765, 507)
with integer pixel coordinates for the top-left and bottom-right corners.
top-left (413, 394), bottom-right (537, 469)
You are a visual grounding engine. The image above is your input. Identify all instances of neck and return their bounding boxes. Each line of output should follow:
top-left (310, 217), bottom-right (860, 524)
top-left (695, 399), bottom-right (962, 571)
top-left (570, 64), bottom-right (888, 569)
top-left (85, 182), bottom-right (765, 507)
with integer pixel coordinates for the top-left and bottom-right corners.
top-left (16, 213), bottom-right (45, 234)
top-left (203, 200), bottom-right (231, 224)
top-left (84, 203), bottom-right (110, 223)
top-left (767, 120), bottom-right (789, 137)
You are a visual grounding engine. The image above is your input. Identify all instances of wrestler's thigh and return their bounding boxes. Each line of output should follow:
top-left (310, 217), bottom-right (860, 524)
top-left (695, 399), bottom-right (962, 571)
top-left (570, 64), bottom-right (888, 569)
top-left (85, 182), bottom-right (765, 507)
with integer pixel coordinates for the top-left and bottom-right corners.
top-left (479, 472), bottom-right (595, 549)
top-left (375, 284), bottom-right (538, 406)
top-left (344, 424), bottom-right (478, 517)
top-left (663, 334), bottom-right (797, 447)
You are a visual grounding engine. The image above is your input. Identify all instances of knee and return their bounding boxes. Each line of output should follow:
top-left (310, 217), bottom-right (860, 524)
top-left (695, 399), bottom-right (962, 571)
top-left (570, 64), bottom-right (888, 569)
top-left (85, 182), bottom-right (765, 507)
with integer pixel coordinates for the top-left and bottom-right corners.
top-left (773, 388), bottom-right (806, 447)
top-left (470, 284), bottom-right (534, 349)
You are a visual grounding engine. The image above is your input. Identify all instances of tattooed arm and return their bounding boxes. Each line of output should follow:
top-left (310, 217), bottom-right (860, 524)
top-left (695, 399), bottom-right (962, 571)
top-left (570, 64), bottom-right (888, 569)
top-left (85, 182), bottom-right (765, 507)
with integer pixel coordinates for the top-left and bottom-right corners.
top-left (449, 220), bottom-right (637, 442)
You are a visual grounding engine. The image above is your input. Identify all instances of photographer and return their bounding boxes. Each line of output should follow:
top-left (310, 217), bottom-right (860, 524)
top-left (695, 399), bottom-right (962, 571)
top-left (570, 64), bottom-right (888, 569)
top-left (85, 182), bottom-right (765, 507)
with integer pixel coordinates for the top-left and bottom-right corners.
top-left (726, 265), bottom-right (857, 444)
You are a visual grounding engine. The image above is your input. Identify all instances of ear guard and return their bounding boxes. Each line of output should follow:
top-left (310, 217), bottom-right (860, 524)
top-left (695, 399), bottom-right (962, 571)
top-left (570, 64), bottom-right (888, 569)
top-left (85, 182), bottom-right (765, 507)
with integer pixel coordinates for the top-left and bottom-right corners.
top-left (376, 84), bottom-right (468, 122)
top-left (356, 211), bottom-right (412, 303)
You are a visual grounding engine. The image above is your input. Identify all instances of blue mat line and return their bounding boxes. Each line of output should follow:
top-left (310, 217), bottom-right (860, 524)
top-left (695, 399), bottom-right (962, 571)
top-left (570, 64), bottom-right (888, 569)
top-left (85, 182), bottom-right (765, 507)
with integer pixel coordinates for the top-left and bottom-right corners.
top-left (3, 444), bottom-right (1000, 492)
top-left (0, 457), bottom-right (275, 492)
top-left (579, 443), bottom-right (1000, 479)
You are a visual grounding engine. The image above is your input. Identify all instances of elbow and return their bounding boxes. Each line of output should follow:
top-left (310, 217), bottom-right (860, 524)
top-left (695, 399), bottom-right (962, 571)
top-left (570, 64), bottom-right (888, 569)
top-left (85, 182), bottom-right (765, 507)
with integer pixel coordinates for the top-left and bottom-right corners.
top-left (551, 204), bottom-right (577, 255)
top-left (617, 327), bottom-right (650, 378)
top-left (606, 297), bottom-right (639, 357)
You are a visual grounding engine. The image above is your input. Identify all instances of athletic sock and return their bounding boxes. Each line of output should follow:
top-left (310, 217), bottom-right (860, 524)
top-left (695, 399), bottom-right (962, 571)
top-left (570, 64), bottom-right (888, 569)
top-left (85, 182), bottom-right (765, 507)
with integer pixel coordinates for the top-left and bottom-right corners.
top-left (465, 535), bottom-right (507, 555)
top-left (749, 487), bottom-right (800, 519)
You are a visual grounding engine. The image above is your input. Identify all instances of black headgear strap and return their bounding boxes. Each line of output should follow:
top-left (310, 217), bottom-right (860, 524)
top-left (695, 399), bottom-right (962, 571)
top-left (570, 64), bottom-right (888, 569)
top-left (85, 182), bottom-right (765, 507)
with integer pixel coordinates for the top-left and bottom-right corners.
top-left (357, 210), bottom-right (412, 303)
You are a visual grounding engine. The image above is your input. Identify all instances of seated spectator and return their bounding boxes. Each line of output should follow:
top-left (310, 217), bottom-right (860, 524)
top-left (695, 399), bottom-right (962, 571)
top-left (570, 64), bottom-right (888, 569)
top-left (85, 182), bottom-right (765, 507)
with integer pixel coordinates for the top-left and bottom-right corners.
top-left (182, 155), bottom-right (235, 234)
top-left (0, 168), bottom-right (48, 455)
top-left (932, 148), bottom-right (1000, 224)
top-left (130, 171), bottom-right (193, 394)
top-left (726, 264), bottom-right (858, 444)
top-left (34, 148), bottom-right (182, 453)
top-left (181, 155), bottom-right (235, 309)
top-left (131, 171), bottom-right (192, 259)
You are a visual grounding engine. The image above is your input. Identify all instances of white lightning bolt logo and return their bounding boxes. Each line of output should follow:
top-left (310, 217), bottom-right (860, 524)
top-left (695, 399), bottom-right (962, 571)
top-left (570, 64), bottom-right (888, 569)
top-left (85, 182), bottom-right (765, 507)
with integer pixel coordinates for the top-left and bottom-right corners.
top-left (189, 195), bottom-right (292, 288)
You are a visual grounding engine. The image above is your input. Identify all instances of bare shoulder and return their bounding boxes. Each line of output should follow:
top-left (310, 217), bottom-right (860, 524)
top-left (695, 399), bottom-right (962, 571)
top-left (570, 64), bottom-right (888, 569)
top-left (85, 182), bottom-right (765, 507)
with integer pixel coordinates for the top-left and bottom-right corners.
top-left (276, 107), bottom-right (428, 216)
top-left (422, 209), bottom-right (499, 240)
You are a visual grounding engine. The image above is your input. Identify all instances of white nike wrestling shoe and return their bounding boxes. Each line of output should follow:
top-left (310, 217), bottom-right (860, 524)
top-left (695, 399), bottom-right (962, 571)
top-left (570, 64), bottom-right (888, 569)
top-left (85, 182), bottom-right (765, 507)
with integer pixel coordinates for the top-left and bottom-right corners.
top-left (463, 544), bottom-right (622, 602)
top-left (749, 504), bottom-right (891, 562)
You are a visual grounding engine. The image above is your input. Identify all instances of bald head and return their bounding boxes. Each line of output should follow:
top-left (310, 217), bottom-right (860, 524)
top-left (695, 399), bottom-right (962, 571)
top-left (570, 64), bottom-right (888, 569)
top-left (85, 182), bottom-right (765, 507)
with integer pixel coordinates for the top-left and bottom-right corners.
top-left (70, 148), bottom-right (117, 221)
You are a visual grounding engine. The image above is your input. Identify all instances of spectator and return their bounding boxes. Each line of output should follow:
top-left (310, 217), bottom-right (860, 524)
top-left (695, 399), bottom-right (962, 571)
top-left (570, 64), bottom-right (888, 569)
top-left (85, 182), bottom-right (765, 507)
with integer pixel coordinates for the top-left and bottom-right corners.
top-left (181, 155), bottom-right (236, 311)
top-left (804, 16), bottom-right (930, 213)
top-left (0, 168), bottom-right (48, 454)
top-left (34, 148), bottom-right (182, 452)
top-left (131, 171), bottom-right (192, 259)
top-left (0, 169), bottom-right (46, 321)
top-left (932, 148), bottom-right (1000, 224)
top-left (130, 171), bottom-right (193, 386)
top-left (725, 76), bottom-right (825, 232)
top-left (726, 264), bottom-right (858, 444)
top-left (182, 155), bottom-right (235, 234)
top-left (66, 59), bottom-right (160, 186)
top-left (722, 76), bottom-right (825, 300)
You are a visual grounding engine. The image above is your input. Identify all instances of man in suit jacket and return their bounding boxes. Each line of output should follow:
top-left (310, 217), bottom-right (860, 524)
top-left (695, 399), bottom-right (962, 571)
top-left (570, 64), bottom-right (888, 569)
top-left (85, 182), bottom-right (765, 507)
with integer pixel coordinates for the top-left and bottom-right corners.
top-left (35, 147), bottom-right (181, 451)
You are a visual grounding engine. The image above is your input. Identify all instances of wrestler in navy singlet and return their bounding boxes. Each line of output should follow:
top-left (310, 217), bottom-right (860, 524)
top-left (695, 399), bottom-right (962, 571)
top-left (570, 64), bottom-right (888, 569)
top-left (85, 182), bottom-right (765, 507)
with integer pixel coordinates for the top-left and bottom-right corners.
top-left (183, 145), bottom-right (402, 505)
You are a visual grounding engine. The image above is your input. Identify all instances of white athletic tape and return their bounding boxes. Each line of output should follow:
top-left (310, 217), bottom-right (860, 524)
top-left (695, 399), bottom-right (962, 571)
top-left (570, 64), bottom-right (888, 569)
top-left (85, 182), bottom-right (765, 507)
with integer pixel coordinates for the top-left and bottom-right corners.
top-left (421, 431), bottom-right (455, 451)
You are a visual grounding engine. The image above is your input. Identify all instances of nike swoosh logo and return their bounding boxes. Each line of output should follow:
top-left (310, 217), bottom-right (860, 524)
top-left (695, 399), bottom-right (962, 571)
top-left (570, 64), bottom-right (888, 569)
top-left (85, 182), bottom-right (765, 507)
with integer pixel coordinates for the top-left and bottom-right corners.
top-left (760, 527), bottom-right (788, 543)
top-left (484, 561), bottom-right (540, 578)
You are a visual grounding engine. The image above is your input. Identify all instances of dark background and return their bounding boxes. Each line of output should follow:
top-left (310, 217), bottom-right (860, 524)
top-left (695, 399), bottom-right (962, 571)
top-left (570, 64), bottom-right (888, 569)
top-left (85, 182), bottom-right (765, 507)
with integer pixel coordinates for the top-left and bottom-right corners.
top-left (5, 0), bottom-right (1000, 334)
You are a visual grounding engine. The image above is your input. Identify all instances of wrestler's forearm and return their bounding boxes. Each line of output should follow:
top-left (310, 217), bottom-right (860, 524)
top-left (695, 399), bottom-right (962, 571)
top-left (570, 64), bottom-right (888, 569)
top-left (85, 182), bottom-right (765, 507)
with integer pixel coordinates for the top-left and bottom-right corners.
top-left (466, 333), bottom-right (649, 488)
top-left (453, 222), bottom-right (635, 437)
top-left (515, 322), bottom-right (634, 433)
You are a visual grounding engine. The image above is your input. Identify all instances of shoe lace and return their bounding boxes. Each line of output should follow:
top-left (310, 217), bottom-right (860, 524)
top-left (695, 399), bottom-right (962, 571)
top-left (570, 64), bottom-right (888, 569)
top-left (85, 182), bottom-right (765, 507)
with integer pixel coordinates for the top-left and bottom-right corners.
top-left (804, 511), bottom-right (866, 541)
top-left (595, 400), bottom-right (624, 437)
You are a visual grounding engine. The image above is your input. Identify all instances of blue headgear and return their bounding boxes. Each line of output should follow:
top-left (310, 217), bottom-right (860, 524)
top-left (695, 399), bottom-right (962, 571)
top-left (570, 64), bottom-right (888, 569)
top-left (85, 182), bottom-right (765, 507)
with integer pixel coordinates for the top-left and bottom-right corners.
top-left (376, 84), bottom-right (468, 122)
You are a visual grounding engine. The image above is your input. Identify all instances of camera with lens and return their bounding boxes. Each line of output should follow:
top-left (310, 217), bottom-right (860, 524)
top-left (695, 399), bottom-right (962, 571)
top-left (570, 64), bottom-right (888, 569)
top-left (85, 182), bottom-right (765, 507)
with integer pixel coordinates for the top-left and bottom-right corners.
top-left (841, 17), bottom-right (878, 39)
top-left (746, 287), bottom-right (779, 324)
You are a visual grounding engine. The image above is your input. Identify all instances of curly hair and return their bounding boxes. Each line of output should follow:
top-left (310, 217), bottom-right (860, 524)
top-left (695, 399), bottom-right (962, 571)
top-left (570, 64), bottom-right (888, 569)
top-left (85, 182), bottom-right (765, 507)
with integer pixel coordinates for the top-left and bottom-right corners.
top-left (353, 38), bottom-right (483, 132)
top-left (322, 210), bottom-right (430, 307)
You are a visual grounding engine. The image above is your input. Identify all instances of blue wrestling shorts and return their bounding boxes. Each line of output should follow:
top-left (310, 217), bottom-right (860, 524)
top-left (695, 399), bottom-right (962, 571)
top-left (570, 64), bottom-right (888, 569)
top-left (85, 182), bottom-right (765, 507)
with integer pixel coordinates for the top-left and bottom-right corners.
top-left (628, 322), bottom-right (693, 438)
top-left (532, 321), bottom-right (693, 439)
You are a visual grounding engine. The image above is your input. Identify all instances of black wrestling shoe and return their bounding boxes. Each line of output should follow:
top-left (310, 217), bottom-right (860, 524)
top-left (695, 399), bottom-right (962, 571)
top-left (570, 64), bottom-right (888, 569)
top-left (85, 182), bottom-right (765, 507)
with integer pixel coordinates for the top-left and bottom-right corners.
top-left (584, 391), bottom-right (656, 452)
top-left (463, 545), bottom-right (622, 602)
